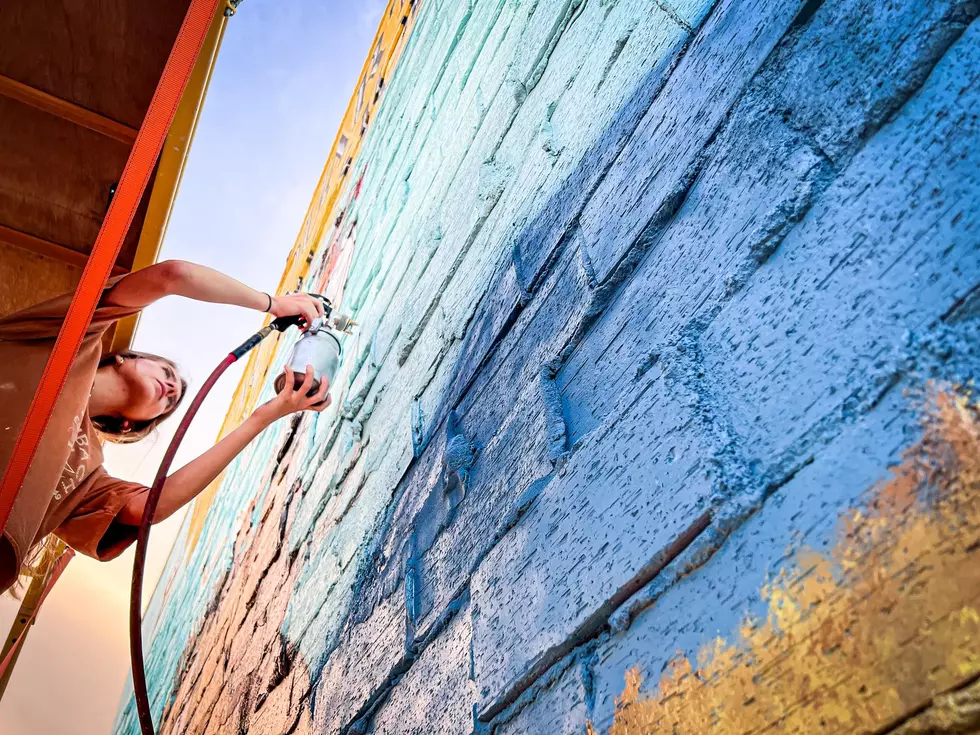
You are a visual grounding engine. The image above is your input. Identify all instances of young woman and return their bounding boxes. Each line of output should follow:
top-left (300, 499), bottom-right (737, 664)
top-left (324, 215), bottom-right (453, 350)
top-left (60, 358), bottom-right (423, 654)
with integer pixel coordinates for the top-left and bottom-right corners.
top-left (0, 260), bottom-right (330, 593)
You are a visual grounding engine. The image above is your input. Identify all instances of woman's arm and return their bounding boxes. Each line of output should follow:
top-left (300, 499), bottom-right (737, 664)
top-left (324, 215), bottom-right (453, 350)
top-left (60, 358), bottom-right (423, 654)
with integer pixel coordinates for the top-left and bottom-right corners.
top-left (105, 259), bottom-right (324, 325)
top-left (118, 366), bottom-right (330, 526)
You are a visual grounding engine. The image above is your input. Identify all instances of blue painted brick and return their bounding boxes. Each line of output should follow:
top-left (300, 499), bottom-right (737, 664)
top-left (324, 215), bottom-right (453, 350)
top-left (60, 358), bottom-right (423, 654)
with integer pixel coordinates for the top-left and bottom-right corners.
top-left (118, 2), bottom-right (980, 733)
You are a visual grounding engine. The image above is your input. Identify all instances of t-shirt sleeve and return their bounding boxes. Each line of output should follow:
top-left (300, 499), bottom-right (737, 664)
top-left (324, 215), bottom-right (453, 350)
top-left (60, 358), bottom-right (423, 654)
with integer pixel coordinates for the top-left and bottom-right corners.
top-left (0, 275), bottom-right (141, 341)
top-left (53, 466), bottom-right (149, 561)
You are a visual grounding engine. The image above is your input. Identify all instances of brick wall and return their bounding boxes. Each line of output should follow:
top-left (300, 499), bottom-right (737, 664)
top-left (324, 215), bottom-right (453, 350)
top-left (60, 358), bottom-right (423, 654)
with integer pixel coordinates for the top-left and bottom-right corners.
top-left (114, 0), bottom-right (980, 733)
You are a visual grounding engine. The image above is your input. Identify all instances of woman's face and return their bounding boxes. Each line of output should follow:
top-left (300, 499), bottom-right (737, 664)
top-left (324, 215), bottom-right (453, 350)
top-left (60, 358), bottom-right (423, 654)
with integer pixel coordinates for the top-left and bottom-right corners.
top-left (117, 356), bottom-right (184, 422)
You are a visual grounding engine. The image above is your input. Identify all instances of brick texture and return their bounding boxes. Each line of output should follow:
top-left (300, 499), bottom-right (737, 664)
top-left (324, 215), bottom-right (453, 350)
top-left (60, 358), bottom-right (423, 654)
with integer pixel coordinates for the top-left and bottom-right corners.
top-left (114, 0), bottom-right (980, 733)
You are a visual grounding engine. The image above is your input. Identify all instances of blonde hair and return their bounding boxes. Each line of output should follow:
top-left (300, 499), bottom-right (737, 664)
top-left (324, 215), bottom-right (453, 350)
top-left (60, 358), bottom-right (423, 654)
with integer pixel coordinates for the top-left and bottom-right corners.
top-left (91, 351), bottom-right (188, 444)
top-left (8, 535), bottom-right (63, 599)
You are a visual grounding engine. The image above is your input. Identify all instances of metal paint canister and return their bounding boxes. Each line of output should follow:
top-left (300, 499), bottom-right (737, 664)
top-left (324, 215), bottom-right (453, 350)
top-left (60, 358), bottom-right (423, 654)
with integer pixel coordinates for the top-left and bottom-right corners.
top-left (274, 323), bottom-right (342, 400)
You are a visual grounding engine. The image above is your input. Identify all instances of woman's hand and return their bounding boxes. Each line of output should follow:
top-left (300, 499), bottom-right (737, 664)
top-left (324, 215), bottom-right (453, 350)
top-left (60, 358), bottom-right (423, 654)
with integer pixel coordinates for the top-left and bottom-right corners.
top-left (256, 365), bottom-right (330, 424)
top-left (270, 293), bottom-right (325, 330)
top-left (125, 366), bottom-right (330, 525)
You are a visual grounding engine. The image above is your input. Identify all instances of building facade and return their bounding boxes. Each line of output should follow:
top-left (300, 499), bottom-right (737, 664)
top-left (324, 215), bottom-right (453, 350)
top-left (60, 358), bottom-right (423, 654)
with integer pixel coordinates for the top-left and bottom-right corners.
top-left (116, 0), bottom-right (980, 733)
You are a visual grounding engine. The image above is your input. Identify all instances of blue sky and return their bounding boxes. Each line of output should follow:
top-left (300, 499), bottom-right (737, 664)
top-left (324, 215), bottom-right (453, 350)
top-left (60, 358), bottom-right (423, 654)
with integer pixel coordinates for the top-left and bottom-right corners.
top-left (0, 3), bottom-right (385, 733)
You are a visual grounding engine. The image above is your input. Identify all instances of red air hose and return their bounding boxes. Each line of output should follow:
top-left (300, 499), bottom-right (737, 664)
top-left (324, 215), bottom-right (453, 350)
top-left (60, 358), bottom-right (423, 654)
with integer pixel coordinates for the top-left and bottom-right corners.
top-left (129, 352), bottom-right (235, 733)
top-left (129, 317), bottom-right (295, 734)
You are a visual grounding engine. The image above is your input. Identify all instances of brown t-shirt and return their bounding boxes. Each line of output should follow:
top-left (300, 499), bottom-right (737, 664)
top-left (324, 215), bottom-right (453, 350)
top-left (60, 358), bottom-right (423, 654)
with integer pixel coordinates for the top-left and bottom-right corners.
top-left (0, 279), bottom-right (149, 592)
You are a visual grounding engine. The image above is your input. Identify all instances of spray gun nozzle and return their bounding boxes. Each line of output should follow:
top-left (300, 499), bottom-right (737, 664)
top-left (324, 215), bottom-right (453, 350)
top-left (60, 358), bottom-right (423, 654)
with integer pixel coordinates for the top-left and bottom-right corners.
top-left (330, 313), bottom-right (356, 334)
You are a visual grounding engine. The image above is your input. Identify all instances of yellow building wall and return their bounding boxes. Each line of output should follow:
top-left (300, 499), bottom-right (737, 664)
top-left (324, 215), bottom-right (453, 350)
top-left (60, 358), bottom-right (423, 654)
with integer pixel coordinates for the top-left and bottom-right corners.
top-left (184, 0), bottom-right (423, 553)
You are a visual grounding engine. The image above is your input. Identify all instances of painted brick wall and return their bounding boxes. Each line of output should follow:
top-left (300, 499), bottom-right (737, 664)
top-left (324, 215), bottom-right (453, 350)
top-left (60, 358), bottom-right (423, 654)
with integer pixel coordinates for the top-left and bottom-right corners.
top-left (115, 0), bottom-right (980, 733)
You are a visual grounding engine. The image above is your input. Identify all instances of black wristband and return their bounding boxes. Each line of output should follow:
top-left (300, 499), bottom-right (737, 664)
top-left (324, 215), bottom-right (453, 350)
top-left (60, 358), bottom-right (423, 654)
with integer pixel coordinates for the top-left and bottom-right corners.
top-left (263, 292), bottom-right (273, 312)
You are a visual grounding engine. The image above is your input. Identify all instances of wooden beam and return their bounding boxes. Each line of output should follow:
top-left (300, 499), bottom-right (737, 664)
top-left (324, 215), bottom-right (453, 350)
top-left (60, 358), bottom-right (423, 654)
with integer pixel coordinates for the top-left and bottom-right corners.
top-left (0, 224), bottom-right (128, 276)
top-left (0, 541), bottom-right (70, 698)
top-left (0, 74), bottom-right (138, 146)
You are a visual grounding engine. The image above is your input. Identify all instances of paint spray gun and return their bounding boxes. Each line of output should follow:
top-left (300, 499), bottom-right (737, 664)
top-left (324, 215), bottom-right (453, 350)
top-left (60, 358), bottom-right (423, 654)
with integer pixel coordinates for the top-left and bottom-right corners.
top-left (271, 293), bottom-right (355, 402)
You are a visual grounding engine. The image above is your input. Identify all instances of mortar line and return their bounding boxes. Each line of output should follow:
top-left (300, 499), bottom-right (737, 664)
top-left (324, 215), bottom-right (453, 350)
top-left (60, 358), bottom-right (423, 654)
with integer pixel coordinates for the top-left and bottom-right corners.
top-left (478, 512), bottom-right (711, 722)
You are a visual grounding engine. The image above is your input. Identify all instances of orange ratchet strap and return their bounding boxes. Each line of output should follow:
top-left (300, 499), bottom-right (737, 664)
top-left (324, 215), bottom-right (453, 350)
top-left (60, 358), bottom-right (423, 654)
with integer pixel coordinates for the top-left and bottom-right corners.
top-left (0, 0), bottom-right (222, 535)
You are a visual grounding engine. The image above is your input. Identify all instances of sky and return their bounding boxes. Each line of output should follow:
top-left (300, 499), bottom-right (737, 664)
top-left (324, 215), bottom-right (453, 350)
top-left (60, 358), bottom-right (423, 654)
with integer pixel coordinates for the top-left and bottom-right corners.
top-left (0, 2), bottom-right (386, 733)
